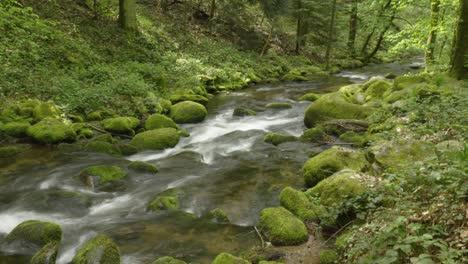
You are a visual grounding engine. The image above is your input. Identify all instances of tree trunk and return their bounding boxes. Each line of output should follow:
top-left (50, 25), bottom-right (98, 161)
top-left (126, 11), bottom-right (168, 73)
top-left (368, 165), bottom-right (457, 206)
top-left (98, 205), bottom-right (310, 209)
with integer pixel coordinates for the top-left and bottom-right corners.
top-left (119, 0), bottom-right (137, 31)
top-left (450, 0), bottom-right (468, 79)
top-left (295, 0), bottom-right (302, 54)
top-left (209, 0), bottom-right (216, 18)
top-left (325, 0), bottom-right (337, 70)
top-left (261, 26), bottom-right (274, 56)
top-left (348, 0), bottom-right (358, 55)
top-left (425, 0), bottom-right (441, 67)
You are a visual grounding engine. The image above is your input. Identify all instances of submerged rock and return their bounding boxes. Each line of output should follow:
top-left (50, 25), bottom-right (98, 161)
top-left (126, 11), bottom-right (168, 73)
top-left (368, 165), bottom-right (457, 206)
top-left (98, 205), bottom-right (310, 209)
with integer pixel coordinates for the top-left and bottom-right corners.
top-left (170, 101), bottom-right (207, 124)
top-left (30, 241), bottom-right (60, 264)
top-left (27, 120), bottom-right (77, 144)
top-left (259, 207), bottom-right (308, 246)
top-left (302, 146), bottom-right (367, 187)
top-left (80, 165), bottom-right (127, 191)
top-left (280, 187), bottom-right (322, 221)
top-left (208, 208), bottom-right (230, 223)
top-left (71, 234), bottom-right (120, 264)
top-left (128, 161), bottom-right (159, 173)
top-left (233, 107), bottom-right (257, 117)
top-left (102, 117), bottom-right (140, 135)
top-left (145, 114), bottom-right (178, 130)
top-left (265, 102), bottom-right (292, 109)
top-left (298, 92), bottom-right (320, 102)
top-left (130, 128), bottom-right (180, 151)
top-left (264, 133), bottom-right (297, 146)
top-left (148, 189), bottom-right (184, 211)
top-left (152, 256), bottom-right (187, 264)
top-left (4, 220), bottom-right (62, 252)
top-left (212, 253), bottom-right (249, 264)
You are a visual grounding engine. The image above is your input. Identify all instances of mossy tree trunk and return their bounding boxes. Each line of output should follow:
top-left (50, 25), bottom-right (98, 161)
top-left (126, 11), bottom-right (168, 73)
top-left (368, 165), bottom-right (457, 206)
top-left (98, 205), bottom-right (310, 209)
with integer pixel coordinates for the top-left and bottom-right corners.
top-left (119, 0), bottom-right (137, 31)
top-left (425, 0), bottom-right (440, 67)
top-left (347, 0), bottom-right (358, 56)
top-left (295, 0), bottom-right (303, 54)
top-left (450, 0), bottom-right (468, 79)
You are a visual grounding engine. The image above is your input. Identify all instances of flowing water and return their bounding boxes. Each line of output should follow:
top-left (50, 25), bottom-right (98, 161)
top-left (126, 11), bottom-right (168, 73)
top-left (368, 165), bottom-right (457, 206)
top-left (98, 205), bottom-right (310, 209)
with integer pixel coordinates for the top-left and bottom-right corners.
top-left (0, 62), bottom-right (419, 264)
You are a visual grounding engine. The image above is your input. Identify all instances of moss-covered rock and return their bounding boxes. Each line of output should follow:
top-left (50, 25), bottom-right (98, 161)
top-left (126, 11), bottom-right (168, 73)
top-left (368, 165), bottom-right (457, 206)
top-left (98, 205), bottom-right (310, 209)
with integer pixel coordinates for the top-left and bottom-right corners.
top-left (178, 129), bottom-right (190, 137)
top-left (335, 231), bottom-right (352, 252)
top-left (102, 117), bottom-right (140, 135)
top-left (118, 143), bottom-right (139, 156)
top-left (282, 66), bottom-right (324, 82)
top-left (152, 256), bottom-right (187, 264)
top-left (302, 146), bottom-right (367, 187)
top-left (393, 74), bottom-right (430, 90)
top-left (159, 99), bottom-right (172, 114)
top-left (264, 133), bottom-right (297, 146)
top-left (5, 220), bottom-right (62, 250)
top-left (384, 73), bottom-right (397, 79)
top-left (80, 165), bottom-right (127, 190)
top-left (339, 131), bottom-right (368, 147)
top-left (71, 234), bottom-right (120, 264)
top-left (3, 122), bottom-right (30, 137)
top-left (27, 120), bottom-right (77, 144)
top-left (86, 110), bottom-right (116, 121)
top-left (130, 128), bottom-right (180, 151)
top-left (298, 93), bottom-right (320, 102)
top-left (300, 127), bottom-right (327, 143)
top-left (145, 114), bottom-right (178, 130)
top-left (33, 102), bottom-right (61, 122)
top-left (361, 79), bottom-right (392, 101)
top-left (233, 107), bottom-right (257, 117)
top-left (148, 189), bottom-right (183, 211)
top-left (279, 187), bottom-right (322, 221)
top-left (208, 208), bottom-right (230, 223)
top-left (128, 161), bottom-right (159, 173)
top-left (259, 207), bottom-right (308, 246)
top-left (170, 94), bottom-right (209, 106)
top-left (170, 101), bottom-right (207, 124)
top-left (259, 261), bottom-right (283, 264)
top-left (265, 102), bottom-right (292, 109)
top-left (304, 92), bottom-right (372, 128)
top-left (212, 253), bottom-right (250, 264)
top-left (30, 241), bottom-right (60, 264)
top-left (318, 250), bottom-right (338, 264)
top-left (92, 133), bottom-right (117, 144)
top-left (83, 141), bottom-right (121, 156)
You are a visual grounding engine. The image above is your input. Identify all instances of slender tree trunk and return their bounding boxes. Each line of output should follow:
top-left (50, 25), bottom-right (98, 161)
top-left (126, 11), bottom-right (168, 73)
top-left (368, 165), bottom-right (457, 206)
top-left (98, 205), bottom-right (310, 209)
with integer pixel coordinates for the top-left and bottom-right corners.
top-left (348, 0), bottom-right (358, 55)
top-left (450, 0), bottom-right (468, 79)
top-left (325, 0), bottom-right (337, 69)
top-left (209, 0), bottom-right (216, 18)
top-left (361, 29), bottom-right (375, 55)
top-left (261, 25), bottom-right (274, 56)
top-left (295, 0), bottom-right (302, 54)
top-left (425, 0), bottom-right (441, 67)
top-left (119, 0), bottom-right (137, 31)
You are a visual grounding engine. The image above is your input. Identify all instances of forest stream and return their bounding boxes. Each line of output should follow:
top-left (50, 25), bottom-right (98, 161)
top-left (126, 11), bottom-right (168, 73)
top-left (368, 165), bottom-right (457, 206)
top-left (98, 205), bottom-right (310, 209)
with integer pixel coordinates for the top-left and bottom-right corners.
top-left (0, 62), bottom-right (421, 264)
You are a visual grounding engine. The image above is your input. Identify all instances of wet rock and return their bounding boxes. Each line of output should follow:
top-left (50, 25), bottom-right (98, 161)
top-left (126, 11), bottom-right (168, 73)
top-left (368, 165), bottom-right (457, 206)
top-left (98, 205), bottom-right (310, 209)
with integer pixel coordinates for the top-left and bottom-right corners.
top-left (128, 161), bottom-right (159, 173)
top-left (152, 256), bottom-right (187, 264)
top-left (71, 234), bottom-right (120, 264)
top-left (102, 117), bottom-right (140, 135)
top-left (211, 253), bottom-right (249, 264)
top-left (3, 122), bottom-right (30, 138)
top-left (302, 146), bottom-right (367, 187)
top-left (280, 187), bottom-right (322, 221)
top-left (27, 120), bottom-right (77, 144)
top-left (117, 143), bottom-right (139, 156)
top-left (384, 73), bottom-right (397, 79)
top-left (318, 249), bottom-right (338, 264)
top-left (233, 107), bottom-right (257, 117)
top-left (145, 114), bottom-right (178, 130)
top-left (298, 92), bottom-right (320, 102)
top-left (170, 101), bottom-right (207, 124)
top-left (207, 208), bottom-right (230, 223)
top-left (71, 123), bottom-right (94, 139)
top-left (259, 207), bottom-right (308, 246)
top-left (265, 102), bottom-right (292, 109)
top-left (92, 133), bottom-right (117, 143)
top-left (130, 128), bottom-right (180, 151)
top-left (148, 188), bottom-right (184, 211)
top-left (80, 165), bottom-right (127, 191)
top-left (83, 141), bottom-right (121, 156)
top-left (264, 133), bottom-right (297, 146)
top-left (4, 220), bottom-right (62, 253)
top-left (170, 94), bottom-right (209, 106)
top-left (30, 241), bottom-right (60, 264)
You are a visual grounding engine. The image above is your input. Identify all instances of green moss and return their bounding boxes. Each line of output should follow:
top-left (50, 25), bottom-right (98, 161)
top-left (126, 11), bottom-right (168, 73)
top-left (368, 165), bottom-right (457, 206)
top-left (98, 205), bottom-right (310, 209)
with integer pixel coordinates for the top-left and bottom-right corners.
top-left (128, 161), bottom-right (159, 173)
top-left (84, 141), bottom-right (121, 156)
top-left (259, 207), bottom-right (308, 246)
top-left (259, 261), bottom-right (283, 264)
top-left (30, 241), bottom-right (59, 264)
top-left (92, 133), bottom-right (117, 143)
top-left (178, 129), bottom-right (190, 137)
top-left (145, 114), bottom-right (178, 130)
top-left (78, 128), bottom-right (94, 138)
top-left (298, 93), bottom-right (320, 102)
top-left (148, 196), bottom-right (180, 211)
top-left (3, 122), bottom-right (30, 137)
top-left (335, 231), bottom-right (352, 252)
top-left (265, 102), bottom-right (292, 109)
top-left (300, 127), bottom-right (327, 143)
top-left (282, 72), bottom-right (308, 81)
top-left (233, 107), bottom-right (257, 117)
top-left (212, 253), bottom-right (250, 264)
top-left (80, 165), bottom-right (127, 187)
top-left (130, 128), bottom-right (180, 151)
top-left (71, 234), bottom-right (120, 264)
top-left (170, 94), bottom-right (209, 106)
top-left (282, 66), bottom-right (323, 82)
top-left (102, 116), bottom-right (140, 135)
top-left (152, 256), bottom-right (187, 264)
top-left (361, 79), bottom-right (392, 101)
top-left (68, 114), bottom-right (84, 123)
top-left (339, 131), bottom-right (367, 147)
top-left (393, 74), bottom-right (430, 90)
top-left (170, 101), bottom-right (207, 124)
top-left (27, 120), bottom-right (77, 144)
top-left (264, 133), bottom-right (297, 146)
top-left (118, 143), bottom-right (139, 156)
top-left (5, 220), bottom-right (62, 248)
top-left (302, 146), bottom-right (367, 187)
top-left (208, 208), bottom-right (230, 223)
top-left (159, 99), bottom-right (172, 114)
top-left (0, 145), bottom-right (27, 157)
top-left (279, 187), bottom-right (322, 221)
top-left (33, 102), bottom-right (61, 122)
top-left (304, 92), bottom-right (373, 128)
top-left (86, 110), bottom-right (116, 121)
top-left (319, 250), bottom-right (338, 264)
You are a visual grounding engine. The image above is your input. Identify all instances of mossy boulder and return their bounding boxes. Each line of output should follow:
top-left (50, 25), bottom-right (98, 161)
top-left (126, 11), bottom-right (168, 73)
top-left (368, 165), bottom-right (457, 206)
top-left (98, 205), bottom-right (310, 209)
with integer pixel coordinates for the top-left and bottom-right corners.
top-left (102, 117), bottom-right (140, 135)
top-left (318, 250), bottom-right (338, 264)
top-left (80, 165), bottom-right (127, 191)
top-left (3, 122), bottom-right (30, 137)
top-left (27, 120), bottom-right (77, 144)
top-left (145, 114), bottom-right (178, 130)
top-left (279, 187), bottom-right (322, 221)
top-left (282, 66), bottom-right (323, 82)
top-left (208, 208), bottom-right (230, 223)
top-left (30, 241), bottom-right (60, 264)
top-left (304, 92), bottom-right (372, 128)
top-left (258, 207), bottom-right (308, 246)
top-left (212, 253), bottom-right (250, 264)
top-left (148, 188), bottom-right (184, 211)
top-left (360, 78), bottom-right (392, 101)
top-left (118, 143), bottom-right (139, 156)
top-left (300, 127), bottom-right (327, 143)
top-left (92, 133), bottom-right (117, 144)
top-left (302, 146), bottom-right (367, 187)
top-left (86, 110), bottom-right (116, 121)
top-left (170, 94), bottom-right (209, 106)
top-left (33, 102), bottom-right (61, 122)
top-left (265, 102), bottom-right (292, 109)
top-left (71, 234), bottom-right (120, 264)
top-left (128, 161), bottom-right (159, 173)
top-left (5, 220), bottom-right (62, 250)
top-left (130, 128), bottom-right (180, 151)
top-left (152, 256), bottom-right (187, 264)
top-left (393, 74), bottom-right (430, 90)
top-left (264, 133), bottom-right (297, 146)
top-left (298, 93), bottom-right (320, 102)
top-left (170, 101), bottom-right (207, 124)
top-left (339, 131), bottom-right (368, 147)
top-left (83, 141), bottom-right (121, 156)
top-left (233, 107), bottom-right (257, 117)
